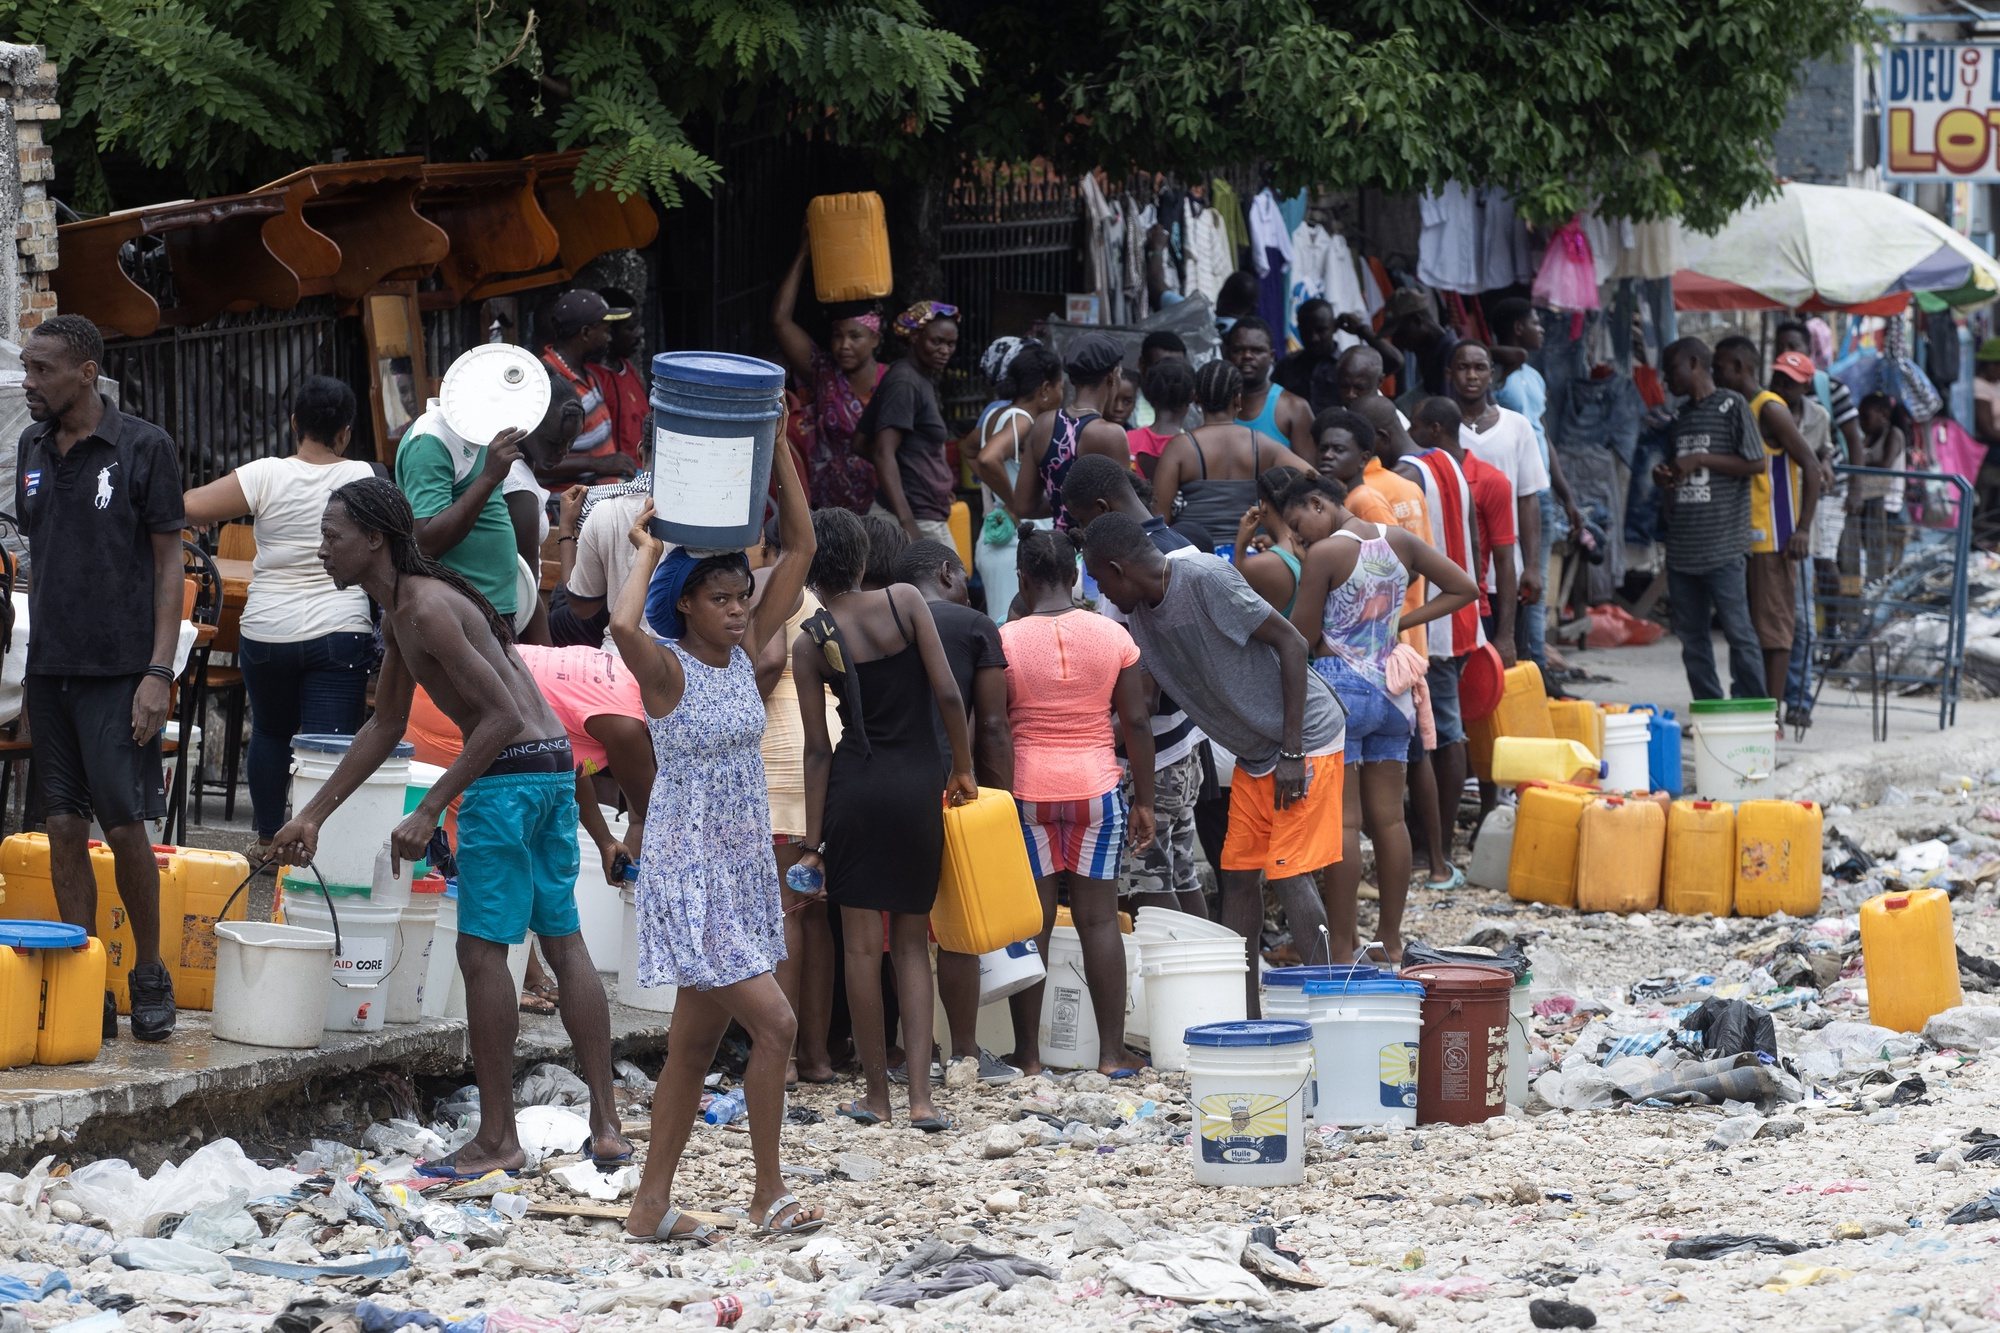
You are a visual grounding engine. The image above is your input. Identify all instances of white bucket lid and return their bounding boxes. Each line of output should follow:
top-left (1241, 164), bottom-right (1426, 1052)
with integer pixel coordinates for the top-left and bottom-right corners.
top-left (440, 344), bottom-right (551, 445)
top-left (1141, 956), bottom-right (1249, 977)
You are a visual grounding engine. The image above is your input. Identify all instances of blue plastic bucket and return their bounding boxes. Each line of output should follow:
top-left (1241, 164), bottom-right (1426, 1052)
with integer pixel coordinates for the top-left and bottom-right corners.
top-left (648, 351), bottom-right (787, 549)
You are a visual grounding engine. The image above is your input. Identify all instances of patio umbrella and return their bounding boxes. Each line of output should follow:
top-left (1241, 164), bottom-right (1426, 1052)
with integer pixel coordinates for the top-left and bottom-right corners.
top-left (1675, 182), bottom-right (2000, 312)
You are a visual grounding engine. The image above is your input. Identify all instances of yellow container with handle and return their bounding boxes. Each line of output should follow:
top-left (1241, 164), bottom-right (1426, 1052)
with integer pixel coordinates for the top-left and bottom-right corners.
top-left (1860, 888), bottom-right (1961, 1033)
top-left (931, 787), bottom-right (1043, 955)
top-left (1734, 800), bottom-right (1823, 918)
top-left (1507, 784), bottom-right (1590, 908)
top-left (1574, 795), bottom-right (1665, 914)
top-left (1663, 800), bottom-right (1736, 917)
top-left (807, 192), bottom-right (894, 302)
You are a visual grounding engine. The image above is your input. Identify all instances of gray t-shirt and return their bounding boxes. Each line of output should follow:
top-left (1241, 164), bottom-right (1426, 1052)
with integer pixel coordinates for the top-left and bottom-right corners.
top-left (1123, 556), bottom-right (1344, 776)
top-left (1666, 388), bottom-right (1764, 575)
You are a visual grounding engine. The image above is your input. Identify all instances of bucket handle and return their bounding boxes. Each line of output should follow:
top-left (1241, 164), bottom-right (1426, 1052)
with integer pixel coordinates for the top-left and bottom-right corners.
top-left (1194, 1062), bottom-right (1317, 1132)
top-left (1692, 727), bottom-right (1772, 785)
top-left (218, 859), bottom-right (342, 964)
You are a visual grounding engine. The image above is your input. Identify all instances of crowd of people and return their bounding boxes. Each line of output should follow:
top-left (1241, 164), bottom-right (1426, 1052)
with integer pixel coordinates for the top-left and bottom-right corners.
top-left (5, 241), bottom-right (1877, 1240)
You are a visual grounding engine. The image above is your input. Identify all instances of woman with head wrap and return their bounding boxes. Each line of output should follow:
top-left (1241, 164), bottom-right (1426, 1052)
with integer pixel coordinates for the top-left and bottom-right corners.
top-left (610, 441), bottom-right (828, 1244)
top-left (773, 235), bottom-right (885, 514)
top-left (858, 300), bottom-right (960, 544)
top-left (1009, 331), bottom-right (1135, 532)
top-left (971, 339), bottom-right (1063, 622)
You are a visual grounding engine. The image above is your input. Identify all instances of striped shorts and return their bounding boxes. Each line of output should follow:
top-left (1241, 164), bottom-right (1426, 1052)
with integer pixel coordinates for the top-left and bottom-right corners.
top-left (1018, 790), bottom-right (1127, 880)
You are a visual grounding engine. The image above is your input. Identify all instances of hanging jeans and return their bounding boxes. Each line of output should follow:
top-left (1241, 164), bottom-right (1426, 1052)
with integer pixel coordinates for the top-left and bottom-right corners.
top-left (1667, 557), bottom-right (1767, 701)
top-left (1610, 277), bottom-right (1677, 371)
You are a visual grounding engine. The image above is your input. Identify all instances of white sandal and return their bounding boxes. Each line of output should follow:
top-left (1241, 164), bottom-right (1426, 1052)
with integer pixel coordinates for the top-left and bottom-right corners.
top-left (756, 1192), bottom-right (825, 1237)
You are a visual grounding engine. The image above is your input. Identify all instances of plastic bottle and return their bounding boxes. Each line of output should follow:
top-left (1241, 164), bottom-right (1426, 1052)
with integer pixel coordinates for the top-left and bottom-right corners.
top-left (784, 861), bottom-right (824, 895)
top-left (679, 1292), bottom-right (775, 1327)
top-left (702, 1087), bottom-right (748, 1125)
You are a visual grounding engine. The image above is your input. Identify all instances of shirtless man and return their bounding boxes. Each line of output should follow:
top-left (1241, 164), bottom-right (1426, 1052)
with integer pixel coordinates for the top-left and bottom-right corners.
top-left (271, 477), bottom-right (629, 1178)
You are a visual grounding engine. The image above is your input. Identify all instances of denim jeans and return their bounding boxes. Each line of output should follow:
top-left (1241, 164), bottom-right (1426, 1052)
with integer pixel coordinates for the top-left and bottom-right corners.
top-left (1783, 563), bottom-right (1815, 713)
top-left (1667, 557), bottom-right (1767, 701)
top-left (1515, 490), bottom-right (1555, 674)
top-left (239, 631), bottom-right (374, 838)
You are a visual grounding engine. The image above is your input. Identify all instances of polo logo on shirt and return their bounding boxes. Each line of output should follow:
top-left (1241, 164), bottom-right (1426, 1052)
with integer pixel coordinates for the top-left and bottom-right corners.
top-left (21, 470), bottom-right (37, 497)
top-left (94, 463), bottom-right (116, 510)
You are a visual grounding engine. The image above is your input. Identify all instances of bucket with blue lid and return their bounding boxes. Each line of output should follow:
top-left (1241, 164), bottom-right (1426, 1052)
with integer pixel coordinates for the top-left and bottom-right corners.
top-left (1183, 1019), bottom-right (1314, 1186)
top-left (648, 351), bottom-right (786, 549)
top-left (1298, 977), bottom-right (1425, 1128)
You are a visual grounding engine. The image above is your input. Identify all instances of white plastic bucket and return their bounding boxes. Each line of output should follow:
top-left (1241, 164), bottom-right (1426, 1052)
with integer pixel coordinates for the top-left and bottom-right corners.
top-left (370, 845), bottom-right (411, 911)
top-left (978, 939), bottom-right (1043, 1006)
top-left (1467, 804), bottom-right (1516, 893)
top-left (281, 892), bottom-right (402, 1032)
top-left (1123, 933), bottom-right (1148, 1050)
top-left (1185, 1020), bottom-right (1314, 1186)
top-left (1507, 971), bottom-right (1534, 1109)
top-left (1039, 926), bottom-right (1097, 1070)
top-left (1298, 979), bottom-right (1423, 1128)
top-left (212, 922), bottom-right (336, 1049)
top-left (618, 886), bottom-right (677, 1014)
top-left (1690, 715), bottom-right (1776, 802)
top-left (1133, 907), bottom-right (1237, 942)
top-left (384, 893), bottom-right (440, 1024)
top-left (573, 807), bottom-right (629, 972)
top-left (1143, 948), bottom-right (1249, 1072)
top-left (1601, 713), bottom-right (1652, 792)
top-left (289, 736), bottom-right (413, 890)
top-left (419, 891), bottom-right (533, 1021)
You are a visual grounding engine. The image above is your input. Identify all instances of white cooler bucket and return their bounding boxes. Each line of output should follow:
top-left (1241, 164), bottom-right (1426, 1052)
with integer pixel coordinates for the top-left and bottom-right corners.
top-left (290, 736), bottom-right (413, 890)
top-left (281, 892), bottom-right (402, 1032)
top-left (1299, 978), bottom-right (1423, 1128)
top-left (618, 886), bottom-right (677, 1014)
top-left (1601, 712), bottom-right (1652, 792)
top-left (978, 939), bottom-right (1043, 1005)
top-left (1185, 1020), bottom-right (1314, 1187)
top-left (212, 922), bottom-right (336, 1049)
top-left (384, 892), bottom-right (440, 1024)
top-left (574, 806), bottom-right (630, 970)
top-left (1039, 926), bottom-right (1097, 1070)
top-left (1691, 713), bottom-right (1777, 802)
top-left (1143, 941), bottom-right (1249, 1072)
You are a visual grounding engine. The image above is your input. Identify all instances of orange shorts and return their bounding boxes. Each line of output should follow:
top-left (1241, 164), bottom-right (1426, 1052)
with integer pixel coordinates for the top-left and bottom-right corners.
top-left (1220, 753), bottom-right (1344, 878)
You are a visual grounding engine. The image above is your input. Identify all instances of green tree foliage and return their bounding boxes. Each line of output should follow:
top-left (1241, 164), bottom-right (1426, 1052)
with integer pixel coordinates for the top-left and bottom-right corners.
top-left (5, 0), bottom-right (978, 212)
top-left (942, 0), bottom-right (1877, 231)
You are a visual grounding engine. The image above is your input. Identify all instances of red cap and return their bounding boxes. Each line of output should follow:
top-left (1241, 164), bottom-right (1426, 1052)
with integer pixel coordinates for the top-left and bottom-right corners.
top-left (1458, 643), bottom-right (1505, 723)
top-left (1772, 351), bottom-right (1816, 384)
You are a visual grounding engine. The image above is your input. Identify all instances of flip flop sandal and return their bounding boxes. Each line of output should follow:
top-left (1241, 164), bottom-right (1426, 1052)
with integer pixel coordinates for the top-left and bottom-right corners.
top-left (590, 1149), bottom-right (635, 1171)
top-left (835, 1101), bottom-right (885, 1126)
top-left (624, 1207), bottom-right (721, 1248)
top-left (910, 1114), bottom-right (956, 1134)
top-left (415, 1156), bottom-right (523, 1183)
top-left (756, 1192), bottom-right (826, 1237)
top-left (518, 992), bottom-right (557, 1016)
top-left (1422, 865), bottom-right (1467, 892)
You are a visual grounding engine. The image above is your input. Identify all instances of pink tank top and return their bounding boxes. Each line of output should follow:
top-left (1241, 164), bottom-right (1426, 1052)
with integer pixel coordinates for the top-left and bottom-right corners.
top-left (518, 644), bottom-right (643, 774)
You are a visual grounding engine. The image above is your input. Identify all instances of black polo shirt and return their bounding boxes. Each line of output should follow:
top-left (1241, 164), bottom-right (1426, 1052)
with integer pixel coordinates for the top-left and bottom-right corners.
top-left (15, 396), bottom-right (184, 675)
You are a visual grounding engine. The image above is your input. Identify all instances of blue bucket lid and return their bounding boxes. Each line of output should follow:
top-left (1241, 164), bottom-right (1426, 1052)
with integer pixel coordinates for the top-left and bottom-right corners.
top-left (651, 351), bottom-right (786, 391)
top-left (1184, 1019), bottom-right (1313, 1048)
top-left (1302, 978), bottom-right (1426, 999)
top-left (0, 920), bottom-right (87, 949)
top-left (1263, 965), bottom-right (1384, 988)
top-left (293, 733), bottom-right (415, 759)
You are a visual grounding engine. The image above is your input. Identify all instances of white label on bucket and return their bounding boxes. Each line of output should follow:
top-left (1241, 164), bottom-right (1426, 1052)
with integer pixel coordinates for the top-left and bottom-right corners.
top-left (1380, 1041), bottom-right (1419, 1108)
top-left (1048, 984), bottom-right (1084, 1053)
top-left (331, 936), bottom-right (388, 981)
top-left (653, 428), bottom-right (754, 526)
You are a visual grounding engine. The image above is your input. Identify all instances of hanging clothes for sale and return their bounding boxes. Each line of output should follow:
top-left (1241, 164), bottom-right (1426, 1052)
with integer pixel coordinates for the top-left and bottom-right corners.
top-left (1479, 188), bottom-right (1533, 290)
top-left (1249, 187), bottom-right (1294, 333)
top-left (1278, 188), bottom-right (1308, 237)
top-left (1184, 198), bottom-right (1232, 305)
top-left (1210, 177), bottom-right (1249, 265)
top-left (1417, 182), bottom-right (1484, 293)
top-left (1123, 195), bottom-right (1152, 324)
top-left (1286, 222), bottom-right (1367, 350)
top-left (1081, 171), bottom-right (1119, 322)
top-left (1360, 256), bottom-right (1392, 324)
top-left (1533, 220), bottom-right (1600, 311)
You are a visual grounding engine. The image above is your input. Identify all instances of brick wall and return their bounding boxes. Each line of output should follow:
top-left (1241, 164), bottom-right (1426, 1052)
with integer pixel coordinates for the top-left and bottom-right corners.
top-left (0, 44), bottom-right (55, 341)
top-left (1773, 52), bottom-right (1856, 186)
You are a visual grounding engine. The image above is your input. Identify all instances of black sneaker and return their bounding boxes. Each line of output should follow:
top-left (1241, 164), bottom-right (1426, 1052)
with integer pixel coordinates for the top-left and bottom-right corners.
top-left (128, 961), bottom-right (176, 1043)
top-left (102, 990), bottom-right (117, 1040)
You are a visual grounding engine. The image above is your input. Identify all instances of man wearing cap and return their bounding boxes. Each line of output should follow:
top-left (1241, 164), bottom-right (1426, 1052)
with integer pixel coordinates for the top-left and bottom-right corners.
top-left (539, 290), bottom-right (638, 487)
top-left (589, 287), bottom-right (648, 468)
top-left (1714, 338), bottom-right (1822, 701)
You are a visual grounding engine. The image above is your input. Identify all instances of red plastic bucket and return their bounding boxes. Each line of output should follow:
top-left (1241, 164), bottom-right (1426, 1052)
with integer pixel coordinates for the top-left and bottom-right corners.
top-left (1399, 962), bottom-right (1514, 1125)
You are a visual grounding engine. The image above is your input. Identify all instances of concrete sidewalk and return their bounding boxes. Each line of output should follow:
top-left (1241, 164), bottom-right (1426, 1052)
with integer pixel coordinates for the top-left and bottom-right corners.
top-left (0, 997), bottom-right (669, 1167)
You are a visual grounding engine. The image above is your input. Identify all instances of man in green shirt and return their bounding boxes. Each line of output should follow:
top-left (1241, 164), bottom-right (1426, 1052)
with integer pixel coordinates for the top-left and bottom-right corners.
top-left (396, 374), bottom-right (578, 624)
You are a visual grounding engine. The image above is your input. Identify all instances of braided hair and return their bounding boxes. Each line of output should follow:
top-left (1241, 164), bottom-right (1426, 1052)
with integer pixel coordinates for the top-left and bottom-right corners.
top-left (1195, 358), bottom-right (1244, 416)
top-left (331, 477), bottom-right (514, 645)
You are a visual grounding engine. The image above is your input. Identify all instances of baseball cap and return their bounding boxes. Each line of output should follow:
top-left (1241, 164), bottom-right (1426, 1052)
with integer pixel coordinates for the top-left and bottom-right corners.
top-left (1771, 350), bottom-right (1816, 383)
top-left (549, 289), bottom-right (612, 337)
top-left (597, 287), bottom-right (636, 322)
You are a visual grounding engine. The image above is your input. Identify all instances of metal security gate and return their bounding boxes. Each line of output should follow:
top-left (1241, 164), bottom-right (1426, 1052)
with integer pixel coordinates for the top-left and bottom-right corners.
top-left (100, 301), bottom-right (364, 485)
top-left (940, 165), bottom-right (1079, 426)
top-left (1808, 465), bottom-right (1971, 733)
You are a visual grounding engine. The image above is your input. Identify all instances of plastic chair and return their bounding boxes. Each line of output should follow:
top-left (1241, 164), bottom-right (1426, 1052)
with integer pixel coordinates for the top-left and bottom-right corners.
top-left (192, 544), bottom-right (248, 824)
top-left (163, 542), bottom-right (221, 844)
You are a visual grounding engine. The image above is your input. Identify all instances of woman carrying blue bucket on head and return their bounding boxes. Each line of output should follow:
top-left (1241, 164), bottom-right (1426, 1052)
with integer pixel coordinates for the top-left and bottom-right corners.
top-left (611, 406), bottom-right (826, 1245)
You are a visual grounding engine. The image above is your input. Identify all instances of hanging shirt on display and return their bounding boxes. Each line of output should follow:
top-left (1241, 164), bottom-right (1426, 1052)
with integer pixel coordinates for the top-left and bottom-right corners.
top-left (1417, 183), bottom-right (1483, 293)
top-left (1286, 222), bottom-right (1367, 352)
